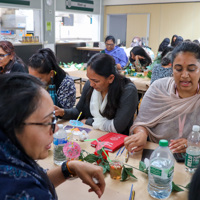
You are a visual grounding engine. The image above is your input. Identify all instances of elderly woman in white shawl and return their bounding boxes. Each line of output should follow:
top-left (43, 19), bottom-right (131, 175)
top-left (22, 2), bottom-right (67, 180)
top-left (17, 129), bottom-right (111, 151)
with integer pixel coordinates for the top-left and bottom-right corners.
top-left (125, 42), bottom-right (200, 153)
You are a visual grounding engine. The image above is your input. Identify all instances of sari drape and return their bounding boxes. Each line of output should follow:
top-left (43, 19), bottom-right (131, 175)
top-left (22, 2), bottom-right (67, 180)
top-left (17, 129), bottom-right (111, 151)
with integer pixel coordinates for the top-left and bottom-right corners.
top-left (130, 77), bottom-right (200, 143)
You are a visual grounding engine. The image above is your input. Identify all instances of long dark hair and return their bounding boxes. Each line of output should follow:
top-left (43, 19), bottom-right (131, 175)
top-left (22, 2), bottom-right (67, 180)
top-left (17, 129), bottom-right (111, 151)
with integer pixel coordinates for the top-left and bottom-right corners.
top-left (171, 34), bottom-right (178, 47)
top-left (28, 48), bottom-right (66, 90)
top-left (0, 41), bottom-right (26, 73)
top-left (0, 73), bottom-right (57, 198)
top-left (158, 38), bottom-right (170, 52)
top-left (129, 46), bottom-right (152, 67)
top-left (87, 53), bottom-right (131, 119)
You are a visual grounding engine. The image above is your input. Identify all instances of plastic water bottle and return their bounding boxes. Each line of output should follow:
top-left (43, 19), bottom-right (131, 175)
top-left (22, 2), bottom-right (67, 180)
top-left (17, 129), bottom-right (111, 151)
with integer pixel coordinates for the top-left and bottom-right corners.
top-left (48, 84), bottom-right (58, 106)
top-left (148, 139), bottom-right (175, 199)
top-left (185, 125), bottom-right (200, 173)
top-left (53, 124), bottom-right (68, 165)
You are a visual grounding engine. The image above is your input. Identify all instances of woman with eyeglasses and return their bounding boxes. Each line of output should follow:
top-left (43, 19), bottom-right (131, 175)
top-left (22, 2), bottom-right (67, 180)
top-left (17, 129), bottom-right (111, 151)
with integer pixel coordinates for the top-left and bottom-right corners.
top-left (103, 35), bottom-right (128, 70)
top-left (54, 53), bottom-right (138, 135)
top-left (0, 41), bottom-right (27, 74)
top-left (0, 73), bottom-right (105, 200)
top-left (28, 48), bottom-right (76, 109)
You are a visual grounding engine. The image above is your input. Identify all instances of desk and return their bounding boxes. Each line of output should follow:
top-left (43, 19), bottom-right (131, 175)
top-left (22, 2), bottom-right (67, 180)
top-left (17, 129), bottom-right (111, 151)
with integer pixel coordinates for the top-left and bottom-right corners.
top-left (76, 47), bottom-right (104, 63)
top-left (65, 69), bottom-right (150, 93)
top-left (38, 122), bottom-right (190, 200)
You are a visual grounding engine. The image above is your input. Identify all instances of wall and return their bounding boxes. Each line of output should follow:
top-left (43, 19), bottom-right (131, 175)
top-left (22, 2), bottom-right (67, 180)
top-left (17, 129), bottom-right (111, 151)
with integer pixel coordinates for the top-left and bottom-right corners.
top-left (104, 2), bottom-right (200, 54)
top-left (104, 0), bottom-right (200, 6)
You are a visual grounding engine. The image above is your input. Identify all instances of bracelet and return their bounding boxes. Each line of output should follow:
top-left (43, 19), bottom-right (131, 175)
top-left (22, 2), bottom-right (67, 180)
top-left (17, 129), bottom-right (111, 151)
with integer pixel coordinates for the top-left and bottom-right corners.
top-left (61, 161), bottom-right (76, 179)
top-left (66, 160), bottom-right (75, 175)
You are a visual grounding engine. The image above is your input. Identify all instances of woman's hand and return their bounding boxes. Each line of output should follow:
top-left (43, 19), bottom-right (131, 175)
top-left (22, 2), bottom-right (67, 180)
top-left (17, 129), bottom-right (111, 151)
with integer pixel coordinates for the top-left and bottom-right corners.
top-left (135, 55), bottom-right (145, 60)
top-left (116, 64), bottom-right (122, 70)
top-left (124, 131), bottom-right (148, 152)
top-left (68, 161), bottom-right (105, 198)
top-left (169, 138), bottom-right (188, 153)
top-left (54, 105), bottom-right (65, 117)
top-left (81, 119), bottom-right (86, 124)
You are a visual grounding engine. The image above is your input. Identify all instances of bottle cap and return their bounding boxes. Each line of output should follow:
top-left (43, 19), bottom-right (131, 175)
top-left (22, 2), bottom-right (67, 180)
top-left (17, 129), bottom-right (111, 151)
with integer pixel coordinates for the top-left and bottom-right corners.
top-left (192, 125), bottom-right (200, 132)
top-left (159, 139), bottom-right (168, 147)
top-left (58, 124), bottom-right (64, 129)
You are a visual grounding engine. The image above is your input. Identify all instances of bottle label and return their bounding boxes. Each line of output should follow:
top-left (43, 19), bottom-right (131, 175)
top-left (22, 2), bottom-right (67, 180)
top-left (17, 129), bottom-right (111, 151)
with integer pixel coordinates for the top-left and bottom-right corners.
top-left (150, 166), bottom-right (174, 179)
top-left (53, 138), bottom-right (68, 146)
top-left (185, 153), bottom-right (200, 168)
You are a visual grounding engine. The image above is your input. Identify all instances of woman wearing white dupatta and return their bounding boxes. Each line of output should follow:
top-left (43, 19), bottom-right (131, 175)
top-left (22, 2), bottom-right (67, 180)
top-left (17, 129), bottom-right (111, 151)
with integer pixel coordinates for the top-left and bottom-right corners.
top-left (54, 53), bottom-right (138, 135)
top-left (125, 42), bottom-right (200, 153)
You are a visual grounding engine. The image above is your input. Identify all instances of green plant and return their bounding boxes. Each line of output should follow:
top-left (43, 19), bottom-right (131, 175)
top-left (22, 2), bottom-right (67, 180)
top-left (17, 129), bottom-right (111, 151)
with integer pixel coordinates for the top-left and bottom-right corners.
top-left (79, 149), bottom-right (189, 192)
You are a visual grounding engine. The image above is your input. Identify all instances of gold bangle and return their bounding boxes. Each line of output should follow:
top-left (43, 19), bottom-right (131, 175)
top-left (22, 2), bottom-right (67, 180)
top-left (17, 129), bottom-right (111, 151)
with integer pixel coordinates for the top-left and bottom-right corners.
top-left (66, 161), bottom-right (76, 176)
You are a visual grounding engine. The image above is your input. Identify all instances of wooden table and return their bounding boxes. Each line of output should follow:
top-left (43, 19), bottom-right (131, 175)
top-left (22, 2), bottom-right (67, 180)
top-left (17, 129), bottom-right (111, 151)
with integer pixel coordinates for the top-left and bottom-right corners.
top-left (65, 69), bottom-right (150, 93)
top-left (38, 122), bottom-right (191, 200)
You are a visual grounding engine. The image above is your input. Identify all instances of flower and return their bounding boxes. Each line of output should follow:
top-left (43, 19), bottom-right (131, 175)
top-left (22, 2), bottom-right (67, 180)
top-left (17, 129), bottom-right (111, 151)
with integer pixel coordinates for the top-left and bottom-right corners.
top-left (94, 150), bottom-right (109, 164)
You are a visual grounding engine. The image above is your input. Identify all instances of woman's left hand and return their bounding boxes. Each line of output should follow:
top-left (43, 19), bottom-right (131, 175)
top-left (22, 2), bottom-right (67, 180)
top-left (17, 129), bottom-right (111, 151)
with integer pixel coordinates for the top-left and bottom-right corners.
top-left (169, 138), bottom-right (187, 153)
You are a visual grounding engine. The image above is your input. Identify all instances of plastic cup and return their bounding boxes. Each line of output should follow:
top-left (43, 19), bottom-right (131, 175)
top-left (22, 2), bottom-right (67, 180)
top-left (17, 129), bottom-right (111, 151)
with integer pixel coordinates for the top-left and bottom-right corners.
top-left (109, 160), bottom-right (123, 180)
top-left (144, 70), bottom-right (148, 76)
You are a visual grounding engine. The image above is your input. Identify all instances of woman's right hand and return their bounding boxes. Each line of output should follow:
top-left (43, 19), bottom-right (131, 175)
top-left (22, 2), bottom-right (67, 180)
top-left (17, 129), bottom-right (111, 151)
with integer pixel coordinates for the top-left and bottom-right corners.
top-left (124, 127), bottom-right (148, 152)
top-left (54, 105), bottom-right (65, 117)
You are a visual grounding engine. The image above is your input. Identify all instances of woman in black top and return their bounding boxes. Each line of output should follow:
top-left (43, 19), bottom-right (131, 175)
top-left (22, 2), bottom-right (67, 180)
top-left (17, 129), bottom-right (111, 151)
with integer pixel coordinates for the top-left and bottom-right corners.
top-left (55, 53), bottom-right (138, 135)
top-left (0, 41), bottom-right (27, 74)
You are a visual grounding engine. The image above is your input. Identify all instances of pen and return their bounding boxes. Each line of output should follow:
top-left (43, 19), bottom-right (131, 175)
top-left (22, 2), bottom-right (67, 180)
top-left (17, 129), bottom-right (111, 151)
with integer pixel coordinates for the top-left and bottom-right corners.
top-left (125, 150), bottom-right (129, 163)
top-left (131, 190), bottom-right (135, 200)
top-left (115, 147), bottom-right (122, 158)
top-left (119, 146), bottom-right (125, 156)
top-left (129, 184), bottom-right (133, 200)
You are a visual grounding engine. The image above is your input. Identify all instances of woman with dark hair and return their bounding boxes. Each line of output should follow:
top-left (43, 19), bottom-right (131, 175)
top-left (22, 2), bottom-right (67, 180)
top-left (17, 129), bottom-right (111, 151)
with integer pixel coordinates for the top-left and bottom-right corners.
top-left (158, 38), bottom-right (170, 52)
top-left (55, 53), bottom-right (138, 135)
top-left (0, 40), bottom-right (27, 74)
top-left (103, 35), bottom-right (128, 70)
top-left (129, 46), bottom-right (152, 72)
top-left (28, 48), bottom-right (76, 109)
top-left (171, 34), bottom-right (178, 47)
top-left (174, 36), bottom-right (184, 46)
top-left (0, 73), bottom-right (105, 199)
top-left (151, 46), bottom-right (174, 84)
top-left (193, 39), bottom-right (200, 45)
top-left (125, 42), bottom-right (200, 153)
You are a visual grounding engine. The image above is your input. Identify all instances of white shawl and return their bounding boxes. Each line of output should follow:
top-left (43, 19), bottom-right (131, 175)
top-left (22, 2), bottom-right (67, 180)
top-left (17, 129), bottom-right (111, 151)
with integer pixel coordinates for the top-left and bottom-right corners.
top-left (90, 89), bottom-right (117, 132)
top-left (130, 77), bottom-right (200, 143)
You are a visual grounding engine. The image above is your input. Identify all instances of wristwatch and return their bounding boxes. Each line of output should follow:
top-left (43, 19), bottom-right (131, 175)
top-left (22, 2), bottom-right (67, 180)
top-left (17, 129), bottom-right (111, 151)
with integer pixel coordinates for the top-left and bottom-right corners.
top-left (61, 161), bottom-right (76, 179)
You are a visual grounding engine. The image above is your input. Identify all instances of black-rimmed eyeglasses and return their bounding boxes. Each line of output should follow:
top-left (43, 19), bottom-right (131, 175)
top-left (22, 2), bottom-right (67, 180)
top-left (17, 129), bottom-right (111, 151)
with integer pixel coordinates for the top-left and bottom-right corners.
top-left (0, 53), bottom-right (11, 58)
top-left (23, 111), bottom-right (57, 133)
